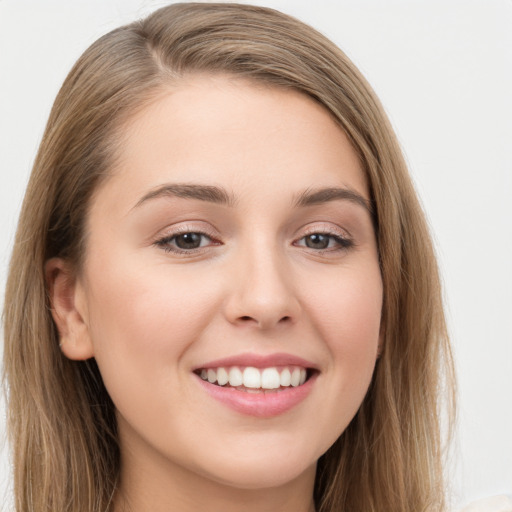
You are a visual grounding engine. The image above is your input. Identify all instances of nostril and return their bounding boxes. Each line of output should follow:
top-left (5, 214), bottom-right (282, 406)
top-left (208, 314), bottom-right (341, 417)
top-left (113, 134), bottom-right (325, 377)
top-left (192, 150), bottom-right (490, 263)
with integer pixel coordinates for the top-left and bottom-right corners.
top-left (234, 313), bottom-right (295, 328)
top-left (239, 315), bottom-right (291, 323)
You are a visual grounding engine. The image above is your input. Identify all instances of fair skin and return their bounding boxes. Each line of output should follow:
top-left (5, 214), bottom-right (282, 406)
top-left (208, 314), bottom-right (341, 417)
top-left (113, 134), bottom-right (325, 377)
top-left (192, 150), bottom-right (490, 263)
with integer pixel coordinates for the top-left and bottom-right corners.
top-left (47, 75), bottom-right (383, 512)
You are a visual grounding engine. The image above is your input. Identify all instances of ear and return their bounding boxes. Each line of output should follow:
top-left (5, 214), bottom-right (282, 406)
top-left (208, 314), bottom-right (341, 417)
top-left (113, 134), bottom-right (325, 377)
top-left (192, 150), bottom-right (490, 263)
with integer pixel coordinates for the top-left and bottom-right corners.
top-left (45, 258), bottom-right (95, 360)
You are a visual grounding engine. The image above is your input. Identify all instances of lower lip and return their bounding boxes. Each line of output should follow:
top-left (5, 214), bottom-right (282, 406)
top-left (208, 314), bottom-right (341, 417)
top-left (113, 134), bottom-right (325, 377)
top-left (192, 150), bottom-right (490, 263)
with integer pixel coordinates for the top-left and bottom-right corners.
top-left (195, 373), bottom-right (317, 418)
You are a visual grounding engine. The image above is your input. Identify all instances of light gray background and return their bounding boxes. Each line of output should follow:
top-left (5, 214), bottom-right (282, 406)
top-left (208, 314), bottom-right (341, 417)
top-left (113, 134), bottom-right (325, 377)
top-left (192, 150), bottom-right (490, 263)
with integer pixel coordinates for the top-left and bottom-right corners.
top-left (1, 1), bottom-right (511, 509)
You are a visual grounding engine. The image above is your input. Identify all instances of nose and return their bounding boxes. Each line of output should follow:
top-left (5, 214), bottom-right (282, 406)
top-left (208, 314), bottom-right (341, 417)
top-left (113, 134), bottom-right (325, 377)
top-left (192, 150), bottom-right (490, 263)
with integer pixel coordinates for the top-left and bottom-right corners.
top-left (223, 246), bottom-right (301, 330)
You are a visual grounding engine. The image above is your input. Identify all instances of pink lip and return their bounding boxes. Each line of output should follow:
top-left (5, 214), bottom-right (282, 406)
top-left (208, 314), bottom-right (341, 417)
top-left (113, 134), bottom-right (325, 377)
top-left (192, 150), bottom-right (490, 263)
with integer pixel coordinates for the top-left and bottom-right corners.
top-left (192, 352), bottom-right (319, 418)
top-left (192, 352), bottom-right (318, 371)
top-left (195, 373), bottom-right (318, 418)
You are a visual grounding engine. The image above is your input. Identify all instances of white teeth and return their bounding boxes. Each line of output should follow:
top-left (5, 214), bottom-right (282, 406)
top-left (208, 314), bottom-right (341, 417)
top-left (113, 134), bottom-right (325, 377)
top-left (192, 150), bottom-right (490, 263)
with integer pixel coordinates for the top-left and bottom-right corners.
top-left (217, 367), bottom-right (229, 386)
top-left (198, 365), bottom-right (310, 390)
top-left (261, 367), bottom-right (280, 389)
top-left (290, 368), bottom-right (301, 387)
top-left (228, 367), bottom-right (243, 387)
top-left (280, 368), bottom-right (291, 387)
top-left (243, 367), bottom-right (261, 388)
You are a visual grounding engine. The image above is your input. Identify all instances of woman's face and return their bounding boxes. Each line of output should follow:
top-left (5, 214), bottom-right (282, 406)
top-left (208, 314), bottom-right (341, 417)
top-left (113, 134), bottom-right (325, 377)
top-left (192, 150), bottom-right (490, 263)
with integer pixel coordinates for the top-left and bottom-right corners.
top-left (63, 76), bottom-right (382, 492)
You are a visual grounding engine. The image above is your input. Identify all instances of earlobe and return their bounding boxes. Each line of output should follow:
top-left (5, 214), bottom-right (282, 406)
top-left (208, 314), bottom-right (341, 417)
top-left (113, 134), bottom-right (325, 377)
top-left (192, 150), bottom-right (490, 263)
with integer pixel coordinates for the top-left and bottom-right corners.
top-left (45, 258), bottom-right (95, 360)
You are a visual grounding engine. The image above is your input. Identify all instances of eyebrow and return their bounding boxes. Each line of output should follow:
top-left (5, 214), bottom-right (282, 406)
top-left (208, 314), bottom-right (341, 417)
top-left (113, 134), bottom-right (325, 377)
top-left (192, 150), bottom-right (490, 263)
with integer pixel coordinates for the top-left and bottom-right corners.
top-left (133, 182), bottom-right (372, 215)
top-left (133, 183), bottom-right (236, 209)
top-left (294, 187), bottom-right (373, 215)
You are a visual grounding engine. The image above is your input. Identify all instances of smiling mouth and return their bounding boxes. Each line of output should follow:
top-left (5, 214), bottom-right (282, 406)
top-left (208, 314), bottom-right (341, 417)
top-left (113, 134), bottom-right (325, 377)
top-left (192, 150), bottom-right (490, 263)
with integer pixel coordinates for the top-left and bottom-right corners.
top-left (195, 365), bottom-right (315, 393)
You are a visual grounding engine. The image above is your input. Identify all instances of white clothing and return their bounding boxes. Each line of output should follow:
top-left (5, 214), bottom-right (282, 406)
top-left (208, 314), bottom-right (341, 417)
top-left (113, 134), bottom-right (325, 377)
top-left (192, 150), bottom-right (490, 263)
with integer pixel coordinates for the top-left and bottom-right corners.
top-left (457, 496), bottom-right (512, 512)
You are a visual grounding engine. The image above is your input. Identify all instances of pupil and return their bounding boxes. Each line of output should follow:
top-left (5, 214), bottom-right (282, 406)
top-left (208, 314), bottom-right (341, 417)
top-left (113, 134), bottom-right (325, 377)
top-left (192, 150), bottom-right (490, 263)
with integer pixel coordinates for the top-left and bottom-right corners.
top-left (176, 233), bottom-right (202, 249)
top-left (306, 234), bottom-right (329, 249)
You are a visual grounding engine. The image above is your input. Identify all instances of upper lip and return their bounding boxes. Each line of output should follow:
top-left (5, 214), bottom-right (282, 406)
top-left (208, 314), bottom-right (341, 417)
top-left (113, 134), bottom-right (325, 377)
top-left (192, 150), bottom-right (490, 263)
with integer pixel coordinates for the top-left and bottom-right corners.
top-left (193, 352), bottom-right (319, 371)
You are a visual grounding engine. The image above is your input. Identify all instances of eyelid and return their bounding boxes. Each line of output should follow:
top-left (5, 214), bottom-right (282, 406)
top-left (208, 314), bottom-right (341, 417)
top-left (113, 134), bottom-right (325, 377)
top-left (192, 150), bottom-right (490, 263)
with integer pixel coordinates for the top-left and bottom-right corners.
top-left (155, 222), bottom-right (218, 239)
top-left (298, 222), bottom-right (352, 240)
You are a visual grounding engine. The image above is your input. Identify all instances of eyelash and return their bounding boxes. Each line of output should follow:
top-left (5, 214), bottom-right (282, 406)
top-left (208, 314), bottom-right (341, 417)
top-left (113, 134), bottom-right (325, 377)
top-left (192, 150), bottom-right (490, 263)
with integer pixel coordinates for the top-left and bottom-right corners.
top-left (154, 226), bottom-right (220, 254)
top-left (153, 227), bottom-right (354, 255)
top-left (293, 230), bottom-right (354, 252)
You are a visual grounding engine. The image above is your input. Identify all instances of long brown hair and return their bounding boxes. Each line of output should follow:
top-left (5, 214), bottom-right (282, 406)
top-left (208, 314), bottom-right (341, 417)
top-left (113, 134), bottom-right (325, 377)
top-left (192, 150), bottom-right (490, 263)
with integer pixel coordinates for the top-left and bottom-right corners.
top-left (3, 3), bottom-right (455, 511)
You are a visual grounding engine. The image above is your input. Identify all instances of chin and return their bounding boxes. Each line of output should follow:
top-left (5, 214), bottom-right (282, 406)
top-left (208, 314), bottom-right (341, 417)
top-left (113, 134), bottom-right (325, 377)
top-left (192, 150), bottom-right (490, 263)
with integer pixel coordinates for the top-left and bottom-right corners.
top-left (202, 459), bottom-right (317, 491)
top-left (188, 438), bottom-right (319, 491)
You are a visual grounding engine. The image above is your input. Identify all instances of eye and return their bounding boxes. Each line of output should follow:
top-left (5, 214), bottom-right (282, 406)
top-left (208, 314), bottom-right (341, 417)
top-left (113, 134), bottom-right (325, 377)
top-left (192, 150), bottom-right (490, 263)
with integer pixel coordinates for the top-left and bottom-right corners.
top-left (295, 232), bottom-right (353, 251)
top-left (155, 231), bottom-right (217, 253)
top-left (173, 232), bottom-right (208, 250)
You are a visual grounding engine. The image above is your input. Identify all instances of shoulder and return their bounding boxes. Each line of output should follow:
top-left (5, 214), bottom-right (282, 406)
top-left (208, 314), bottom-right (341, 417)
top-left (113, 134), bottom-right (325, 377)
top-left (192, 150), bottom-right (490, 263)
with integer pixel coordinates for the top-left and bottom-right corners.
top-left (456, 496), bottom-right (512, 512)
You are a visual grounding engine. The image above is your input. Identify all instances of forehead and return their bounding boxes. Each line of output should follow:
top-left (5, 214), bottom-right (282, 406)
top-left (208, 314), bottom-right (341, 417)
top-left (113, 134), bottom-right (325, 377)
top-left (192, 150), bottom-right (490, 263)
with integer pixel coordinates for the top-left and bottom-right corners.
top-left (96, 75), bottom-right (368, 214)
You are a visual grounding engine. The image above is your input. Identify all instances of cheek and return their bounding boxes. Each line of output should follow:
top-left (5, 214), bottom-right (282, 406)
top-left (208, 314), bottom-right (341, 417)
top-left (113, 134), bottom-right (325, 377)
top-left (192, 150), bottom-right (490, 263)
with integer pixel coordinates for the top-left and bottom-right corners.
top-left (307, 263), bottom-right (382, 395)
top-left (83, 255), bottom-right (222, 385)
top-left (311, 265), bottom-right (382, 348)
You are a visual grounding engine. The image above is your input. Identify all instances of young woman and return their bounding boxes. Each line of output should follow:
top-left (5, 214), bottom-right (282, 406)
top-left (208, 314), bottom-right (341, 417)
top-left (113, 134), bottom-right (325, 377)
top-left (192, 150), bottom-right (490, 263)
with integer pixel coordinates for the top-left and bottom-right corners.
top-left (3, 3), bottom-right (456, 511)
